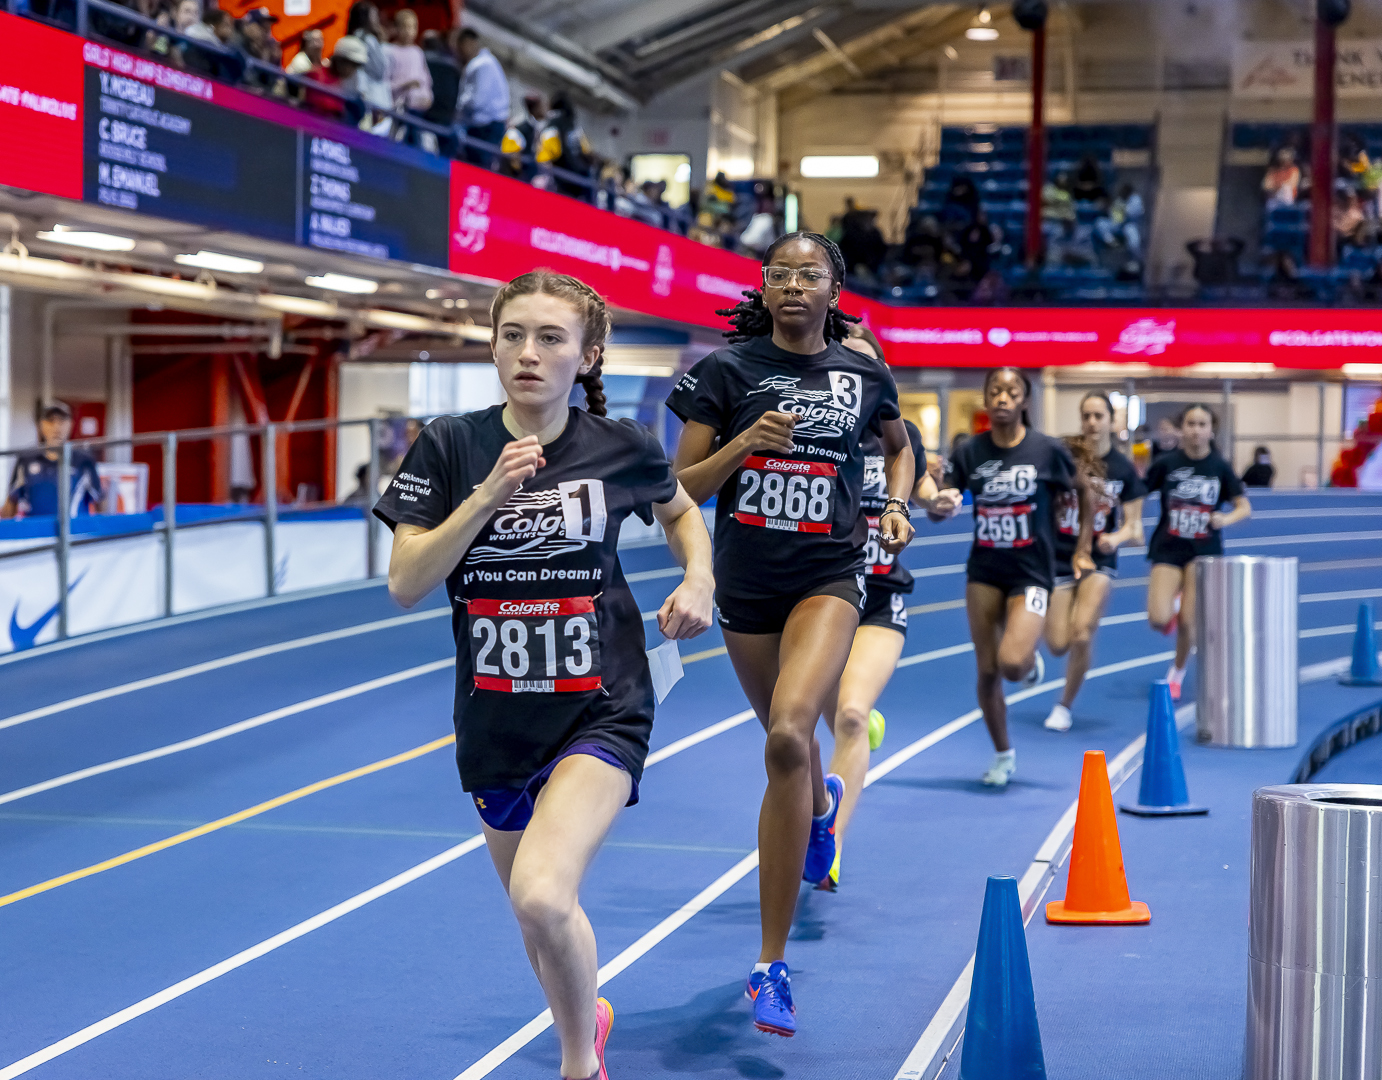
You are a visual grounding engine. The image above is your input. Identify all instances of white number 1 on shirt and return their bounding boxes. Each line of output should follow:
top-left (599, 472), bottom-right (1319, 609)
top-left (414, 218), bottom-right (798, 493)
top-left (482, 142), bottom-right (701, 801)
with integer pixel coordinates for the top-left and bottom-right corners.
top-left (560, 479), bottom-right (607, 542)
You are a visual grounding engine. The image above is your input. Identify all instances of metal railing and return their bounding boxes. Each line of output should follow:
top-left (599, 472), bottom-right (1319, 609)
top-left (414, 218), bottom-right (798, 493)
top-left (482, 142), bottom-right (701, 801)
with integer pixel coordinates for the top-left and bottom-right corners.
top-left (2, 415), bottom-right (386, 641)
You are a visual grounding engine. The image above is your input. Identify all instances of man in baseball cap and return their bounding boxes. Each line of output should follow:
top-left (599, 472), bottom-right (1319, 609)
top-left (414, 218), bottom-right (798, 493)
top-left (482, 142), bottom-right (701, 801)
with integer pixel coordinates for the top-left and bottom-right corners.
top-left (2, 403), bottom-right (103, 519)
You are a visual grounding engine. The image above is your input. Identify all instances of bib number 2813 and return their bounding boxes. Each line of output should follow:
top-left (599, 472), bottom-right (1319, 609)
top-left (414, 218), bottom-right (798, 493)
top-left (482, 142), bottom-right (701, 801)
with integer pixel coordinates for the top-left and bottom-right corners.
top-left (735, 456), bottom-right (836, 533)
top-left (468, 597), bottom-right (601, 693)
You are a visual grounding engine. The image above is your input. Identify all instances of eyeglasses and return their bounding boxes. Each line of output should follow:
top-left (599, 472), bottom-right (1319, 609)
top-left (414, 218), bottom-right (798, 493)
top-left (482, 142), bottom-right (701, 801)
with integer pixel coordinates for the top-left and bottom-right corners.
top-left (763, 266), bottom-right (832, 290)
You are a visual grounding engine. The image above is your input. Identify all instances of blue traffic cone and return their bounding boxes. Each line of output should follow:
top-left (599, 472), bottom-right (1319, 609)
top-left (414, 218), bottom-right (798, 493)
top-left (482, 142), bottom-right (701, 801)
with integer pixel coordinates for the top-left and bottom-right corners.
top-left (959, 876), bottom-right (1046, 1080)
top-left (1120, 680), bottom-right (1208, 817)
top-left (1340, 603), bottom-right (1382, 687)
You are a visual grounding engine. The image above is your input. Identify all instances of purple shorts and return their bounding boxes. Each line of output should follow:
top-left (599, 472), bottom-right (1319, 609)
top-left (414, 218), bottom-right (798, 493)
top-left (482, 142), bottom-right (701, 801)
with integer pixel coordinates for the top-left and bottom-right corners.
top-left (471, 743), bottom-right (636, 832)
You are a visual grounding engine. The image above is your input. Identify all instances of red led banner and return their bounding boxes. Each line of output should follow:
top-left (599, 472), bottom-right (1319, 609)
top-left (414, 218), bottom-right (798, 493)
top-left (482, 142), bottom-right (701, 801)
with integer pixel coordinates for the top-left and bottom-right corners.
top-left (0, 13), bottom-right (84, 199)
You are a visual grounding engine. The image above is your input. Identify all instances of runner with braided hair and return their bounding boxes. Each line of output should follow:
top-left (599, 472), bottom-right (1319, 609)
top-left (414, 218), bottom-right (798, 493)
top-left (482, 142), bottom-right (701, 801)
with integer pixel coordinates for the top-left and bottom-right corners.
top-left (667, 232), bottom-right (915, 1037)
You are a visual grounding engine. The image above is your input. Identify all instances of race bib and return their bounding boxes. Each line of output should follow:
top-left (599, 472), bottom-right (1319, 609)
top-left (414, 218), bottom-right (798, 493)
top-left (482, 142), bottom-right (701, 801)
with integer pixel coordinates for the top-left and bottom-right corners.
top-left (735, 456), bottom-right (836, 533)
top-left (468, 597), bottom-right (601, 693)
top-left (975, 503), bottom-right (1035, 548)
top-left (863, 515), bottom-right (898, 574)
top-left (1055, 491), bottom-right (1079, 536)
top-left (1167, 498), bottom-right (1212, 540)
top-left (1025, 586), bottom-right (1049, 616)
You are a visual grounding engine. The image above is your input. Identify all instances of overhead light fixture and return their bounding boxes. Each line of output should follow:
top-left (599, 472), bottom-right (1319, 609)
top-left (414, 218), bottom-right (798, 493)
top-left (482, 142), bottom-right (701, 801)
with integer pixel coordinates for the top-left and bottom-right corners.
top-left (978, 6), bottom-right (992, 23)
top-left (175, 250), bottom-right (264, 274)
top-left (35, 225), bottom-right (137, 252)
top-left (944, 44), bottom-right (960, 60)
top-left (800, 155), bottom-right (880, 178)
top-left (304, 272), bottom-right (378, 294)
top-left (965, 26), bottom-right (999, 40)
top-left (1343, 363), bottom-right (1382, 376)
top-left (425, 288), bottom-right (442, 299)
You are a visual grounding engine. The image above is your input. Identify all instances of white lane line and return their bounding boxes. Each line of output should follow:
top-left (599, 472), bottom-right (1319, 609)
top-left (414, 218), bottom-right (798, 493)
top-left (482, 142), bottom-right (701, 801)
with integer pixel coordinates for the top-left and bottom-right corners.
top-left (448, 649), bottom-right (1179, 1080)
top-left (1300, 588), bottom-right (1382, 604)
top-left (0, 700), bottom-right (764, 1079)
top-left (0, 610), bottom-right (451, 733)
top-left (0, 836), bottom-right (489, 1080)
top-left (0, 660), bottom-right (455, 807)
top-left (625, 566), bottom-right (684, 583)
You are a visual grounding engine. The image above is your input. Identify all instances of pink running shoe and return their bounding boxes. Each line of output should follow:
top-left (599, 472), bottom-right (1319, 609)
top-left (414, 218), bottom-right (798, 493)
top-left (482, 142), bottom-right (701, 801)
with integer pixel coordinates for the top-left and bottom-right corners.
top-left (563, 998), bottom-right (614, 1080)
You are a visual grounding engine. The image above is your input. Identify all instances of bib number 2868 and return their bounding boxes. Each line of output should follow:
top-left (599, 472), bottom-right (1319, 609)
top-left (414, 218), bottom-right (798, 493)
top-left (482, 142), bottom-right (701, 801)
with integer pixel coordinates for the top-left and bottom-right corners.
top-left (735, 456), bottom-right (835, 533)
top-left (468, 597), bottom-right (601, 693)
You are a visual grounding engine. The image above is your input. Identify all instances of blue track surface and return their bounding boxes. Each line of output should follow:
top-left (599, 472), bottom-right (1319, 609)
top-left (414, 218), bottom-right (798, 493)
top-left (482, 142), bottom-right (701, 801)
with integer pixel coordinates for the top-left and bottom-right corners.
top-left (2, 491), bottom-right (1381, 1080)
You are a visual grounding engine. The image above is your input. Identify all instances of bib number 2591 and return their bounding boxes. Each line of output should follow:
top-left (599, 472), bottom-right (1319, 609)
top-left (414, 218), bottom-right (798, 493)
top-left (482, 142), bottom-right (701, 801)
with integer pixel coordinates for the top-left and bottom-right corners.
top-left (735, 456), bottom-right (835, 533)
top-left (976, 504), bottom-right (1034, 548)
top-left (468, 597), bottom-right (601, 693)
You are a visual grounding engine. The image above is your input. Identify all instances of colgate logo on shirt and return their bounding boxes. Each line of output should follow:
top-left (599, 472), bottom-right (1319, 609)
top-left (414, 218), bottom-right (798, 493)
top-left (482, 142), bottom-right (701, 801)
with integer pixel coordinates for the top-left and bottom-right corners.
top-left (762, 459), bottom-right (811, 472)
top-left (498, 600), bottom-right (561, 616)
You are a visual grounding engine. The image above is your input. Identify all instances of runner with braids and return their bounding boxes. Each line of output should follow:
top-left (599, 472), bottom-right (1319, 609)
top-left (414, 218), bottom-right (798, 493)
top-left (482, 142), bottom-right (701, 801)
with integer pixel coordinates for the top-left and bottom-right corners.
top-left (938, 367), bottom-right (1093, 787)
top-left (1041, 392), bottom-right (1146, 732)
top-left (666, 232), bottom-right (915, 1037)
top-left (376, 271), bottom-right (715, 1080)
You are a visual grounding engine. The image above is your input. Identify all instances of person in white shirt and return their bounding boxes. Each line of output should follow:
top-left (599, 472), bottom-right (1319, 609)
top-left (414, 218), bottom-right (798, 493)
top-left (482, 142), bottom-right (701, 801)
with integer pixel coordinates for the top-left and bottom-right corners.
top-left (286, 28), bottom-right (324, 76)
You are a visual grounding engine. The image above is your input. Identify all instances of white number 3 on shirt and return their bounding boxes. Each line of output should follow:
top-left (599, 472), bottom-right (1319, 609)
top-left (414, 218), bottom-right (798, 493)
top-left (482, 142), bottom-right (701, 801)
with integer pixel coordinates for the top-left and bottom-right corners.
top-left (828, 371), bottom-right (863, 417)
top-left (559, 479), bottom-right (607, 542)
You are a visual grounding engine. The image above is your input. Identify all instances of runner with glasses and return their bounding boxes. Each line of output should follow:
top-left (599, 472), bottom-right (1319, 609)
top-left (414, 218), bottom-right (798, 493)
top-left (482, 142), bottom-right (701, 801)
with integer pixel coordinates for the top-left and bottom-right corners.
top-left (666, 232), bottom-right (915, 1037)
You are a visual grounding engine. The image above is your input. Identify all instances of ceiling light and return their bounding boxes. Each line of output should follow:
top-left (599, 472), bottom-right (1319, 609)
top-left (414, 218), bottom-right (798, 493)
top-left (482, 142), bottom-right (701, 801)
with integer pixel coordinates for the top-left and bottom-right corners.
top-left (425, 288), bottom-right (442, 299)
top-left (978, 6), bottom-right (991, 23)
top-left (944, 44), bottom-right (960, 60)
top-left (175, 250), bottom-right (264, 274)
top-left (965, 26), bottom-right (999, 40)
top-left (35, 225), bottom-right (136, 252)
top-left (800, 155), bottom-right (880, 178)
top-left (304, 272), bottom-right (378, 294)
top-left (1343, 363), bottom-right (1382, 377)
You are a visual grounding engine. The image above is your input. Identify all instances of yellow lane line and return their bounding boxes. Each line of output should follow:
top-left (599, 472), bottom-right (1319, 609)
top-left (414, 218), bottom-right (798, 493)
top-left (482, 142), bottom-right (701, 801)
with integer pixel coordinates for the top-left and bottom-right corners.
top-left (0, 734), bottom-right (456, 910)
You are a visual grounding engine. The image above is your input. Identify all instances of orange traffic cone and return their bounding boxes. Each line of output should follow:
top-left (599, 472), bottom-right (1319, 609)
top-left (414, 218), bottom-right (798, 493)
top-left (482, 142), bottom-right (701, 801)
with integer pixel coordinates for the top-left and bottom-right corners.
top-left (1045, 750), bottom-right (1151, 925)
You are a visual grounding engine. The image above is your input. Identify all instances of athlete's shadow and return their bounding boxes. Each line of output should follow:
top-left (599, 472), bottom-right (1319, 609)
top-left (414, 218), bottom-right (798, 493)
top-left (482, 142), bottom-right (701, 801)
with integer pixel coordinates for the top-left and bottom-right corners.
top-left (870, 775), bottom-right (1065, 794)
top-left (790, 886), bottom-right (828, 941)
top-left (616, 980), bottom-right (786, 1077)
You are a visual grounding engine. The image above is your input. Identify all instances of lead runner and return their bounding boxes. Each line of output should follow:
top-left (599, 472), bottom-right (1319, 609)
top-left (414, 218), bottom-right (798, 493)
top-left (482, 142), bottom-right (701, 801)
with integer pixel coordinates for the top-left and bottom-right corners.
top-left (374, 271), bottom-right (715, 1080)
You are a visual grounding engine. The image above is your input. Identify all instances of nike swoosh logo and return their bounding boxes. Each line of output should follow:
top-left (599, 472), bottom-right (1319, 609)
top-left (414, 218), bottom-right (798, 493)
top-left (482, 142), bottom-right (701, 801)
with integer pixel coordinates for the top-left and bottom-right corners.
top-left (9, 571), bottom-right (88, 651)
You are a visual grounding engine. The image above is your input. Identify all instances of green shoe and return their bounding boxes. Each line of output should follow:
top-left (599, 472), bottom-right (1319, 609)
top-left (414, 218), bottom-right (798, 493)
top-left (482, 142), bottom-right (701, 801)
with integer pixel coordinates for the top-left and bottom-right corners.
top-left (816, 846), bottom-right (841, 892)
top-left (868, 708), bottom-right (886, 751)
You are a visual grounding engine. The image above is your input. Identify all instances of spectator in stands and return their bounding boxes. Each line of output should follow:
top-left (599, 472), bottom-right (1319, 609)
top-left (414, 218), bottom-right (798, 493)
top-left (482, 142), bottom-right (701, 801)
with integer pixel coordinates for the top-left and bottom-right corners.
top-left (421, 31), bottom-right (461, 134)
top-left (950, 212), bottom-right (996, 285)
top-left (535, 92), bottom-right (595, 198)
top-left (180, 7), bottom-right (240, 78)
top-left (840, 204), bottom-right (888, 280)
top-left (347, 2), bottom-right (393, 128)
top-left (2, 404), bottom-right (103, 520)
top-left (305, 36), bottom-right (367, 128)
top-left (456, 27), bottom-right (510, 169)
top-left (1241, 446), bottom-right (1275, 489)
top-left (238, 7), bottom-right (281, 66)
top-left (1042, 171), bottom-right (1076, 231)
top-left (1045, 217), bottom-right (1096, 270)
top-left (171, 0), bottom-right (201, 41)
top-left (387, 10), bottom-right (432, 114)
top-left (1072, 154), bottom-right (1108, 202)
top-left (1262, 146), bottom-right (1302, 208)
top-left (501, 92), bottom-right (547, 180)
top-left (1186, 236), bottom-right (1243, 286)
top-left (738, 191), bottom-right (780, 256)
top-left (1333, 183), bottom-right (1368, 252)
top-left (940, 176), bottom-right (980, 232)
top-left (899, 214), bottom-right (944, 278)
top-left (1110, 182), bottom-right (1145, 258)
top-left (343, 463), bottom-right (374, 505)
top-left (286, 28), bottom-right (324, 76)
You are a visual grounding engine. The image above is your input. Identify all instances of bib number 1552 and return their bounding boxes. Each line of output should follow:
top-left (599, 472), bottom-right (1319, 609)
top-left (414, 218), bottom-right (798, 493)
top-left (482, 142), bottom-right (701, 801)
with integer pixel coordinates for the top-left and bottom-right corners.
top-left (468, 597), bottom-right (601, 693)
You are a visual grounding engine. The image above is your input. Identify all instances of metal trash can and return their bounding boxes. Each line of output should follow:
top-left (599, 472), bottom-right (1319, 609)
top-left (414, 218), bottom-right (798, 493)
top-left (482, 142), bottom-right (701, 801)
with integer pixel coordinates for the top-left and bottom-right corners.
top-left (1247, 784), bottom-right (1382, 1079)
top-left (1196, 555), bottom-right (1297, 748)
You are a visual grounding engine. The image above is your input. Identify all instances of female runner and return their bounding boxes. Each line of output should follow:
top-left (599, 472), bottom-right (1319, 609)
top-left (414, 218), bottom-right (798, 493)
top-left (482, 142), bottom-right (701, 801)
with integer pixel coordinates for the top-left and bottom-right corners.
top-left (942, 368), bottom-right (1093, 787)
top-left (1144, 404), bottom-right (1251, 700)
top-left (666, 233), bottom-right (915, 1037)
top-left (815, 327), bottom-right (958, 891)
top-left (1042, 392), bottom-right (1146, 732)
top-left (375, 271), bottom-right (715, 1080)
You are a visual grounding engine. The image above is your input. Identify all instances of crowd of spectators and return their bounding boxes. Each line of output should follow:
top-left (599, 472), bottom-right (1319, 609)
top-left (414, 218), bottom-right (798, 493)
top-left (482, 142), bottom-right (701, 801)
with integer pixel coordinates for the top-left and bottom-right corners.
top-left (1260, 137), bottom-right (1382, 258)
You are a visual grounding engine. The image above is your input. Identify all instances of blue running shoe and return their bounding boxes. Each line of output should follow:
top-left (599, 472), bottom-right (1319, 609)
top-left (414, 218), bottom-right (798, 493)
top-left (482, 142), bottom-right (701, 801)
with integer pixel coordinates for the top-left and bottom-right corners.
top-left (802, 774), bottom-right (844, 885)
top-left (746, 962), bottom-right (795, 1036)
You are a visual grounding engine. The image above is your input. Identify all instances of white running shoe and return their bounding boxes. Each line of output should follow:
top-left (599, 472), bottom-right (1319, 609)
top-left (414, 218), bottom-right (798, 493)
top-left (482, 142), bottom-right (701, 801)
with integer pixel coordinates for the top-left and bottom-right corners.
top-left (1022, 652), bottom-right (1045, 688)
top-left (1044, 703), bottom-right (1073, 732)
top-left (1166, 662), bottom-right (1185, 702)
top-left (981, 749), bottom-right (1017, 787)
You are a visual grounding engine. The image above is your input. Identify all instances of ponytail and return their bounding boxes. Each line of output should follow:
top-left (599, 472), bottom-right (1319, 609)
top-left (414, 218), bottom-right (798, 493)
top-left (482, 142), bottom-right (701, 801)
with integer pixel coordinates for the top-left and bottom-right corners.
top-left (576, 355), bottom-right (607, 417)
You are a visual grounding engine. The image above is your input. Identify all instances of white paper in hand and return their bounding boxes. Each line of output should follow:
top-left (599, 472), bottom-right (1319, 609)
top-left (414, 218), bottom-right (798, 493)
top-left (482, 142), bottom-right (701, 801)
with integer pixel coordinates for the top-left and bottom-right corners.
top-left (647, 637), bottom-right (685, 705)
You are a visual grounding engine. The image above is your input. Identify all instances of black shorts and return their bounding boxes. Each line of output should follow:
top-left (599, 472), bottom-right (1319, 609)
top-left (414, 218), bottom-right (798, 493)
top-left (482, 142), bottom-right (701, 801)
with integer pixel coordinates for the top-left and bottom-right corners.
top-left (967, 567), bottom-right (1052, 617)
top-left (1054, 559), bottom-right (1117, 587)
top-left (860, 585), bottom-right (909, 636)
top-left (471, 743), bottom-right (634, 832)
top-left (717, 574), bottom-right (866, 636)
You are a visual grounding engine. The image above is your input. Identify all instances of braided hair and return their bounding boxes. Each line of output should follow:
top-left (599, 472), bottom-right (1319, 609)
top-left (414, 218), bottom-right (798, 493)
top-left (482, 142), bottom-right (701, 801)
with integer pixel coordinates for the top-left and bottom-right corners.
top-left (716, 231), bottom-right (861, 345)
top-left (489, 270), bottom-right (611, 417)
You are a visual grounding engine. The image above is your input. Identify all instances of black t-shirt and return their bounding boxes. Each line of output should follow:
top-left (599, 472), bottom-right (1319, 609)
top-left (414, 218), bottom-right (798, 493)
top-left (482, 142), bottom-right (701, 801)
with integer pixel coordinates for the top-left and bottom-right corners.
top-left (1145, 448), bottom-right (1245, 561)
top-left (372, 406), bottom-right (679, 790)
top-left (946, 429), bottom-right (1077, 588)
top-left (861, 419), bottom-right (926, 593)
top-left (1053, 447), bottom-right (1147, 573)
top-left (665, 335), bottom-right (901, 599)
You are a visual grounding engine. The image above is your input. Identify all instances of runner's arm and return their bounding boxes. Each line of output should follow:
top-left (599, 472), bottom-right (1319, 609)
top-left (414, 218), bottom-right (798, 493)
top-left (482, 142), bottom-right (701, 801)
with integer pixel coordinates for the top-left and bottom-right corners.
top-left (1097, 496), bottom-right (1144, 553)
top-left (1210, 494), bottom-right (1251, 531)
top-left (387, 436), bottom-right (545, 608)
top-left (878, 417), bottom-right (916, 553)
top-left (652, 481), bottom-right (715, 639)
top-left (1072, 475), bottom-right (1096, 577)
top-left (672, 414), bottom-right (796, 504)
